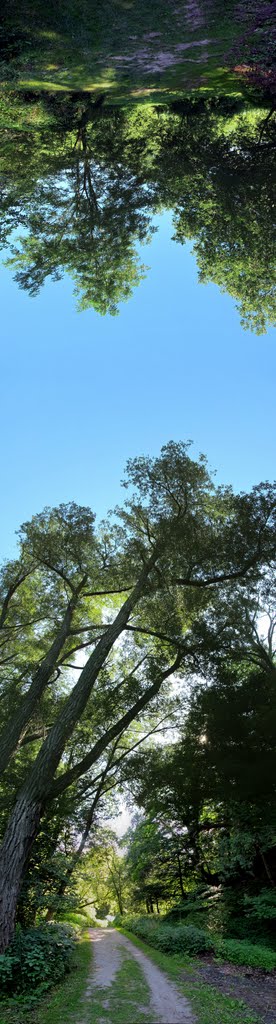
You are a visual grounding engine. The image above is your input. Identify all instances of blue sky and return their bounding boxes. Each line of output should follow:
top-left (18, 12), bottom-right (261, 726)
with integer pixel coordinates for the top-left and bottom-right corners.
top-left (1, 210), bottom-right (275, 561)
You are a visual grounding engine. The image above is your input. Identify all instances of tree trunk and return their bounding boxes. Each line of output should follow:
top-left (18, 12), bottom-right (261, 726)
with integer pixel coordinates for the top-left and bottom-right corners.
top-left (0, 792), bottom-right (42, 952)
top-left (258, 847), bottom-right (273, 888)
top-left (117, 893), bottom-right (123, 915)
top-left (0, 553), bottom-right (159, 950)
top-left (0, 591), bottom-right (81, 778)
top-left (176, 850), bottom-right (186, 900)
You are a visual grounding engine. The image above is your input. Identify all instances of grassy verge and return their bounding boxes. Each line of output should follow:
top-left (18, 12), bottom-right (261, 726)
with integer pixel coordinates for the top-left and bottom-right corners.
top-left (0, 932), bottom-right (91, 1024)
top-left (118, 929), bottom-right (260, 1024)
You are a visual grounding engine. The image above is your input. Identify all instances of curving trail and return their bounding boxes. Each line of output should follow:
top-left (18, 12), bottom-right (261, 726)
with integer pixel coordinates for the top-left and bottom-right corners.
top-left (86, 927), bottom-right (195, 1023)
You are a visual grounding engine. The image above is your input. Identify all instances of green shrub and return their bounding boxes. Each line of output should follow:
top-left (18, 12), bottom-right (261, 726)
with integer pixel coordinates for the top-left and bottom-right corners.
top-left (163, 888), bottom-right (276, 948)
top-left (59, 911), bottom-right (95, 928)
top-left (112, 913), bottom-right (124, 927)
top-left (163, 888), bottom-right (235, 937)
top-left (214, 937), bottom-right (276, 972)
top-left (120, 915), bottom-right (213, 956)
top-left (153, 924), bottom-right (213, 956)
top-left (244, 889), bottom-right (276, 922)
top-left (0, 923), bottom-right (76, 997)
top-left (119, 916), bottom-right (276, 971)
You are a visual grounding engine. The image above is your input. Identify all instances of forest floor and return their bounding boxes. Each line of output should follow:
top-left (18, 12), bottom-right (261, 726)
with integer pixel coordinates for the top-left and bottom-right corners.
top-left (78, 928), bottom-right (276, 1024)
top-left (1, 928), bottom-right (276, 1024)
top-left (187, 956), bottom-right (276, 1024)
top-left (0, 0), bottom-right (246, 100)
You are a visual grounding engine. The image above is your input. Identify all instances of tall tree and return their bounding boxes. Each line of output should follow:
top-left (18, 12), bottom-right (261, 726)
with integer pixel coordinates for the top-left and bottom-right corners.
top-left (125, 655), bottom-right (276, 900)
top-left (0, 442), bottom-right (275, 949)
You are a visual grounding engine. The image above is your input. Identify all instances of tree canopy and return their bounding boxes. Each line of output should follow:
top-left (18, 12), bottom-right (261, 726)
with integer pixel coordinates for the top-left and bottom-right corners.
top-left (1, 93), bottom-right (275, 330)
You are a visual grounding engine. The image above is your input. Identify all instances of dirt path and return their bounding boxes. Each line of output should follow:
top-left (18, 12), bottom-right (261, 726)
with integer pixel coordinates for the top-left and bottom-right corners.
top-left (86, 928), bottom-right (195, 1023)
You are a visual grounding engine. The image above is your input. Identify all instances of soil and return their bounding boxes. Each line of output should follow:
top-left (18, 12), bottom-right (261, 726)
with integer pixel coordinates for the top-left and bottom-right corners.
top-left (107, 38), bottom-right (212, 75)
top-left (189, 956), bottom-right (276, 1024)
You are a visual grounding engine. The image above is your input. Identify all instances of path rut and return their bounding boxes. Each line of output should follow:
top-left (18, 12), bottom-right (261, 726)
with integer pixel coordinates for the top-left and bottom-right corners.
top-left (86, 927), bottom-right (195, 1023)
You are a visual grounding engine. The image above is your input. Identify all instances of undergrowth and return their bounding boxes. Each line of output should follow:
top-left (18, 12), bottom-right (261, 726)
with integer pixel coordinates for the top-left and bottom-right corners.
top-left (118, 929), bottom-right (260, 1024)
top-left (116, 915), bottom-right (276, 971)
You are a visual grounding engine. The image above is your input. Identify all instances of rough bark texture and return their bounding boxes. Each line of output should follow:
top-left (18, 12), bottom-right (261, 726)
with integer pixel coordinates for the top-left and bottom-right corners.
top-left (0, 554), bottom-right (159, 950)
top-left (0, 792), bottom-right (42, 952)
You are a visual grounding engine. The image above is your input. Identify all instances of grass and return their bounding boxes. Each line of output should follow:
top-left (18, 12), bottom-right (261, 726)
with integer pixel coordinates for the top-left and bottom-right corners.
top-left (1, 0), bottom-right (251, 101)
top-left (118, 929), bottom-right (260, 1024)
top-left (0, 925), bottom-right (264, 1024)
top-left (0, 932), bottom-right (91, 1024)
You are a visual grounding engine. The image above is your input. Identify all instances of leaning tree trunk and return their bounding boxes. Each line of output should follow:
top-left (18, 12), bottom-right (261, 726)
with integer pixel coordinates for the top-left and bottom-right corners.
top-left (0, 553), bottom-right (159, 950)
top-left (0, 791), bottom-right (42, 952)
top-left (0, 589), bottom-right (82, 778)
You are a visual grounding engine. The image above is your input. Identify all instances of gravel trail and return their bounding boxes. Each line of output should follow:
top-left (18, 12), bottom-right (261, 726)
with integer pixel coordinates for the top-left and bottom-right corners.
top-left (87, 928), bottom-right (195, 1023)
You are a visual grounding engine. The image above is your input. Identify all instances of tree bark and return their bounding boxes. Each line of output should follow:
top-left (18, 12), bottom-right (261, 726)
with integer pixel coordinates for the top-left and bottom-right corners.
top-left (0, 791), bottom-right (42, 952)
top-left (176, 850), bottom-right (186, 900)
top-left (0, 553), bottom-right (159, 950)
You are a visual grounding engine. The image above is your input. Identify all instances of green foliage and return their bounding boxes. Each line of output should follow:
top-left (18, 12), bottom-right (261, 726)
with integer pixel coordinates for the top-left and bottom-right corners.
top-left (0, 444), bottom-right (275, 949)
top-left (214, 937), bottom-right (276, 972)
top-left (119, 915), bottom-right (213, 955)
top-left (0, 931), bottom-right (91, 1024)
top-left (0, 924), bottom-right (76, 997)
top-left (164, 894), bottom-right (216, 929)
top-left (1, 95), bottom-right (275, 331)
top-left (244, 889), bottom-right (276, 921)
top-left (59, 911), bottom-right (95, 927)
top-left (153, 924), bottom-right (213, 956)
top-left (158, 885), bottom-right (276, 951)
top-left (0, 0), bottom-right (250, 97)
top-left (124, 818), bottom-right (181, 911)
top-left (124, 663), bottom-right (276, 920)
top-left (120, 914), bottom-right (276, 971)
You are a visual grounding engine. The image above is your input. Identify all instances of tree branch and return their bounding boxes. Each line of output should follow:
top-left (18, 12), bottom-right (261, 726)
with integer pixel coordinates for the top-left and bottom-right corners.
top-left (0, 570), bottom-right (32, 630)
top-left (49, 650), bottom-right (183, 799)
